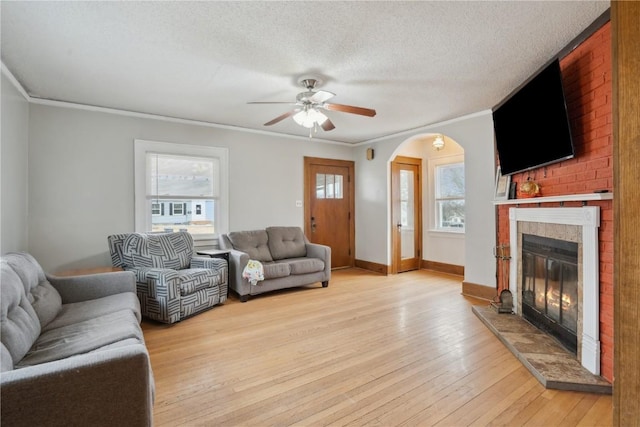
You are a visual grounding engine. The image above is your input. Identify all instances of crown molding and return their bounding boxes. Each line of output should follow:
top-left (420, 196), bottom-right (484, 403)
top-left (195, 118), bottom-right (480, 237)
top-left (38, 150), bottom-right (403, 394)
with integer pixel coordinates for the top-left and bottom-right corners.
top-left (0, 62), bottom-right (349, 146)
top-left (2, 60), bottom-right (488, 148)
top-left (355, 109), bottom-right (493, 147)
top-left (1, 62), bottom-right (30, 101)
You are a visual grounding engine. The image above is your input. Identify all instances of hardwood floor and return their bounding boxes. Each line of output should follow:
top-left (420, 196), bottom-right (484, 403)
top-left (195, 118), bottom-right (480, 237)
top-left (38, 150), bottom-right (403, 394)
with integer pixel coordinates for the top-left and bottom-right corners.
top-left (142, 268), bottom-right (612, 426)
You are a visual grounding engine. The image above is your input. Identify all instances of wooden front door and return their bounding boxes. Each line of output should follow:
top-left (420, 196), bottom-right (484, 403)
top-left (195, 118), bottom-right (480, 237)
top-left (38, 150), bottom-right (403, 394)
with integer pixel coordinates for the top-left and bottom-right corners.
top-left (391, 156), bottom-right (422, 273)
top-left (304, 157), bottom-right (355, 269)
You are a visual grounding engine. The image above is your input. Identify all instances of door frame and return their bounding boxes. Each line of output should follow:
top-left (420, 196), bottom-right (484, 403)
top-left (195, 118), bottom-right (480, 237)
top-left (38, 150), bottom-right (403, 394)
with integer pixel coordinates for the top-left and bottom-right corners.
top-left (390, 156), bottom-right (423, 274)
top-left (304, 157), bottom-right (356, 268)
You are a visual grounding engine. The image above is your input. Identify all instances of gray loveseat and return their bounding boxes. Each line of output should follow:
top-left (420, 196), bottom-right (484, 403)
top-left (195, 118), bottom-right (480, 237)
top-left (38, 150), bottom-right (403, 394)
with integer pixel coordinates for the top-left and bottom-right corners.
top-left (219, 226), bottom-right (331, 302)
top-left (0, 252), bottom-right (154, 427)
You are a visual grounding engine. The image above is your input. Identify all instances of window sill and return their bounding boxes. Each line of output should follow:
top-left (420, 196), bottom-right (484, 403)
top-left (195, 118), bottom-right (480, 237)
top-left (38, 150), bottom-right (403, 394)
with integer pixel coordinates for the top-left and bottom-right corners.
top-left (428, 229), bottom-right (466, 238)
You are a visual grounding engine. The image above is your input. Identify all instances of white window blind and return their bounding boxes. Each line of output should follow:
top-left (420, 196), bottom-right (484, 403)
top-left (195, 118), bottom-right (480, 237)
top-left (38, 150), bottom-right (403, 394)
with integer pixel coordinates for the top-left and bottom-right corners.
top-left (134, 140), bottom-right (228, 241)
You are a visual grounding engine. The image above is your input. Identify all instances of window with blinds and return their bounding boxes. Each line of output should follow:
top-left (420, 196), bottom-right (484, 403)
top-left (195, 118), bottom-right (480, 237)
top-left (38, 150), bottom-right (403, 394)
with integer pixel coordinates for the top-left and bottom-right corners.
top-left (134, 140), bottom-right (228, 240)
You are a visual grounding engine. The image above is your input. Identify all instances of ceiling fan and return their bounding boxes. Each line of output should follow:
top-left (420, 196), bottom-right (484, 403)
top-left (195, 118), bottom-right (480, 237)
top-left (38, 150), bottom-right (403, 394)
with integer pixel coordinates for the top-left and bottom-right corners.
top-left (248, 76), bottom-right (376, 134)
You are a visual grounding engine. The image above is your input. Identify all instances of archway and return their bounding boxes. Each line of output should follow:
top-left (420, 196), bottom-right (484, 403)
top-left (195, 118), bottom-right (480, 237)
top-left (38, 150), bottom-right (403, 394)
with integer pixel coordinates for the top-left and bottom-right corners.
top-left (389, 133), bottom-right (465, 275)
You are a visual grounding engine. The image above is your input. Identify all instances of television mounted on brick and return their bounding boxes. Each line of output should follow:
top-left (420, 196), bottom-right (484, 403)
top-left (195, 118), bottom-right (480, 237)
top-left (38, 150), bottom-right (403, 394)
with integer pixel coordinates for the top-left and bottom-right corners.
top-left (492, 58), bottom-right (575, 176)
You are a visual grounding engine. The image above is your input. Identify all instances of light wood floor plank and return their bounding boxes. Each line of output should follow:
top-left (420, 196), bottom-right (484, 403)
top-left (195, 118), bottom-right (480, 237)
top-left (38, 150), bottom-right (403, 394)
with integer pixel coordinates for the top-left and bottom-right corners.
top-left (142, 268), bottom-right (612, 426)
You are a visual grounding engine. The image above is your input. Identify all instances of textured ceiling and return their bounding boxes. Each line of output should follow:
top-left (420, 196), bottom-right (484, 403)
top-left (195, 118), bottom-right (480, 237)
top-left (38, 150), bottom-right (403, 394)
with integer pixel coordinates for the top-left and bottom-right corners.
top-left (0, 1), bottom-right (610, 144)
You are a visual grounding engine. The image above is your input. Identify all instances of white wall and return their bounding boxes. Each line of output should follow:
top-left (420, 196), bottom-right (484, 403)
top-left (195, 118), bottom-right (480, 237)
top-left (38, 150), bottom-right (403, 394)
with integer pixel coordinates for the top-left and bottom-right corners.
top-left (27, 104), bottom-right (353, 272)
top-left (3, 73), bottom-right (497, 290)
top-left (354, 111), bottom-right (497, 289)
top-left (1, 73), bottom-right (30, 254)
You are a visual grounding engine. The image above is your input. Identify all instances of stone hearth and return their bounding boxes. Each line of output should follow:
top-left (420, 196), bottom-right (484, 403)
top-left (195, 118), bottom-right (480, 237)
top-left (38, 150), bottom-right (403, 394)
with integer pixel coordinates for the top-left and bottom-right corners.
top-left (472, 305), bottom-right (611, 394)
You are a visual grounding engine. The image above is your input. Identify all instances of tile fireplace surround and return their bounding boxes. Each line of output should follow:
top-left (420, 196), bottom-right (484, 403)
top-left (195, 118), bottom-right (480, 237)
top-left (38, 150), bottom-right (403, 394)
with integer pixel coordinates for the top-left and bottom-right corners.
top-left (508, 206), bottom-right (600, 375)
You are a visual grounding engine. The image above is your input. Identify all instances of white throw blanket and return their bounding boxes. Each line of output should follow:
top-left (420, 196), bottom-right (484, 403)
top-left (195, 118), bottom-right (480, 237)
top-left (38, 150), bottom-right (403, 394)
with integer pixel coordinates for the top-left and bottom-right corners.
top-left (242, 260), bottom-right (264, 285)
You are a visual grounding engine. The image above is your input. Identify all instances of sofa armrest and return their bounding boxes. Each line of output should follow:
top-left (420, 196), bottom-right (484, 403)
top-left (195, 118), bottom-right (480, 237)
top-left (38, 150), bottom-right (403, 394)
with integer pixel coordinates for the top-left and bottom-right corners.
top-left (226, 249), bottom-right (251, 296)
top-left (306, 243), bottom-right (331, 267)
top-left (190, 256), bottom-right (227, 271)
top-left (46, 271), bottom-right (137, 304)
top-left (306, 243), bottom-right (332, 282)
top-left (0, 344), bottom-right (154, 427)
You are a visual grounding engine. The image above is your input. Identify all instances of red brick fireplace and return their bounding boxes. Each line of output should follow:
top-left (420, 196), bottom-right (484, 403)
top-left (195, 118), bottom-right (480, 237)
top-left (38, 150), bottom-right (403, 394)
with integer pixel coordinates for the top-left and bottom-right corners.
top-left (495, 22), bottom-right (613, 381)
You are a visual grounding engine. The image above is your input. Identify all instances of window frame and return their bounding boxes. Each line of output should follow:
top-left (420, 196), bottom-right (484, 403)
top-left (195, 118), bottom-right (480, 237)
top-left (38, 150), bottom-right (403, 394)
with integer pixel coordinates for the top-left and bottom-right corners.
top-left (429, 154), bottom-right (465, 234)
top-left (151, 202), bottom-right (161, 216)
top-left (134, 139), bottom-right (229, 243)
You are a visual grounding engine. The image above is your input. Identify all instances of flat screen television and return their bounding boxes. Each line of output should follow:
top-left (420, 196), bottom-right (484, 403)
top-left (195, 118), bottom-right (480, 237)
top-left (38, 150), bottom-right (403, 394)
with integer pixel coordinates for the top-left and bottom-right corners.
top-left (492, 58), bottom-right (575, 176)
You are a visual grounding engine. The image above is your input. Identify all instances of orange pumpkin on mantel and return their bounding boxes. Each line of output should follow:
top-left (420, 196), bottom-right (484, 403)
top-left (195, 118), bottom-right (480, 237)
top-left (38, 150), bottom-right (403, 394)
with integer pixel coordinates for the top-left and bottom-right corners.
top-left (519, 179), bottom-right (541, 198)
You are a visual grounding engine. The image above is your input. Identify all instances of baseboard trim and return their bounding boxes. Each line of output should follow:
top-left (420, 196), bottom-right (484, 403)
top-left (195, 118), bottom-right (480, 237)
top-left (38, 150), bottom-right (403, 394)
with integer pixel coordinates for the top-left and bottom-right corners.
top-left (354, 259), bottom-right (388, 275)
top-left (421, 260), bottom-right (464, 276)
top-left (462, 281), bottom-right (497, 301)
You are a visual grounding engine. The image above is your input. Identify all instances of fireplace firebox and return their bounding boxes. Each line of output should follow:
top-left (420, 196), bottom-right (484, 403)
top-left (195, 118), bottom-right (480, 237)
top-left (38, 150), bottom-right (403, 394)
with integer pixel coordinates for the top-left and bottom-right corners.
top-left (521, 234), bottom-right (579, 354)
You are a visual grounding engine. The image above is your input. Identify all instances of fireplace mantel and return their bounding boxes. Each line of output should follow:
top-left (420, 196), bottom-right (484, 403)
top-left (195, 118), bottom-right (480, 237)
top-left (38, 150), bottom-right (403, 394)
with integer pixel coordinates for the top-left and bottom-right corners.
top-left (494, 192), bottom-right (612, 205)
top-left (508, 206), bottom-right (601, 375)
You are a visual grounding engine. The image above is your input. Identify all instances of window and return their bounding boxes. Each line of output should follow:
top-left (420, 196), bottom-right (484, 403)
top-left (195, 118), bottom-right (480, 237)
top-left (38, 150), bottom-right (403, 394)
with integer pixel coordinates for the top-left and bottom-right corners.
top-left (134, 140), bottom-right (228, 241)
top-left (315, 173), bottom-right (344, 199)
top-left (433, 161), bottom-right (465, 232)
top-left (171, 202), bottom-right (185, 216)
top-left (400, 170), bottom-right (414, 228)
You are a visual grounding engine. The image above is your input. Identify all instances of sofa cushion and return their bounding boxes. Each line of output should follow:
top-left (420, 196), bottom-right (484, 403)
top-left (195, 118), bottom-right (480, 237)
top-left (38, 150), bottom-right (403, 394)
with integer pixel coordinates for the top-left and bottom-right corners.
top-left (43, 293), bottom-right (142, 331)
top-left (1, 344), bottom-right (13, 372)
top-left (122, 232), bottom-right (193, 269)
top-left (177, 269), bottom-right (222, 295)
top-left (0, 262), bottom-right (41, 369)
top-left (227, 230), bottom-right (273, 262)
top-left (17, 309), bottom-right (144, 367)
top-left (277, 257), bottom-right (325, 275)
top-left (262, 262), bottom-right (291, 280)
top-left (266, 227), bottom-right (307, 260)
top-left (2, 252), bottom-right (61, 329)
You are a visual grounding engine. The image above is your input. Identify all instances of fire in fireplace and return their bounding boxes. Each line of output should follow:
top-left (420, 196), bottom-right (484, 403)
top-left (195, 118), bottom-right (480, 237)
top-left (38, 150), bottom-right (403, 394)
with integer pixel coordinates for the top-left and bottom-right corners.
top-left (521, 234), bottom-right (579, 353)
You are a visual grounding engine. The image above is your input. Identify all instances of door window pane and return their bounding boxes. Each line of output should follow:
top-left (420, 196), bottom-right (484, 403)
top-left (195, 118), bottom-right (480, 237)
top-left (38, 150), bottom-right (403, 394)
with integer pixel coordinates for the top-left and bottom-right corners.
top-left (316, 174), bottom-right (325, 199)
top-left (316, 173), bottom-right (344, 199)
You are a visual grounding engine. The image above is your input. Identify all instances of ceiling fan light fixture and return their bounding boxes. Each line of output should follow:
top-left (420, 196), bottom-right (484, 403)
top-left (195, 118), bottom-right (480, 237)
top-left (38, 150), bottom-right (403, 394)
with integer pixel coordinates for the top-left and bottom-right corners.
top-left (433, 134), bottom-right (445, 151)
top-left (250, 75), bottom-right (375, 132)
top-left (293, 108), bottom-right (328, 128)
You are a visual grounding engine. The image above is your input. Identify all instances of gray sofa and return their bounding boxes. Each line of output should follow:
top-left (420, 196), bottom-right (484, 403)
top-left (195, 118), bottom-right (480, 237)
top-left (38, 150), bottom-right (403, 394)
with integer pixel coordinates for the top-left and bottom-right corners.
top-left (219, 226), bottom-right (331, 302)
top-left (0, 252), bottom-right (154, 427)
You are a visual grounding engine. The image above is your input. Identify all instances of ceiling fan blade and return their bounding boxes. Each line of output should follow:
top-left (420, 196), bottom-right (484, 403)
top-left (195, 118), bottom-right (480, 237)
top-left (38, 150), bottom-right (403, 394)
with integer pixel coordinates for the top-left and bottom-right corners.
top-left (264, 110), bottom-right (298, 126)
top-left (323, 103), bottom-right (376, 117)
top-left (321, 118), bottom-right (335, 131)
top-left (248, 101), bottom-right (297, 105)
top-left (309, 90), bottom-right (335, 104)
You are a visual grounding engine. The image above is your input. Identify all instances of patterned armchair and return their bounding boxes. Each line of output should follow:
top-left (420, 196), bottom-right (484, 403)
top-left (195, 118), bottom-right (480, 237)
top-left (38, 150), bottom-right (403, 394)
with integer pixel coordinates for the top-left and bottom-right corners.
top-left (107, 231), bottom-right (227, 324)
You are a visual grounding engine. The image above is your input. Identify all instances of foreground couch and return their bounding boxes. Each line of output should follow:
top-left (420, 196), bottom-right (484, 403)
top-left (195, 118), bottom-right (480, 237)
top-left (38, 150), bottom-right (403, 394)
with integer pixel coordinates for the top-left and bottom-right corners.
top-left (219, 226), bottom-right (331, 302)
top-left (108, 231), bottom-right (228, 324)
top-left (0, 252), bottom-right (154, 427)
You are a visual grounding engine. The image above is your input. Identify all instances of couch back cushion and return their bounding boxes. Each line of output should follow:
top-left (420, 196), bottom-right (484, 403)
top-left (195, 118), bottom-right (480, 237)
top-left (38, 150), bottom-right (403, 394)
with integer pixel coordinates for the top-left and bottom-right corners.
top-left (122, 232), bottom-right (194, 269)
top-left (227, 230), bottom-right (273, 262)
top-left (266, 227), bottom-right (307, 260)
top-left (1, 252), bottom-right (62, 370)
top-left (2, 252), bottom-right (62, 329)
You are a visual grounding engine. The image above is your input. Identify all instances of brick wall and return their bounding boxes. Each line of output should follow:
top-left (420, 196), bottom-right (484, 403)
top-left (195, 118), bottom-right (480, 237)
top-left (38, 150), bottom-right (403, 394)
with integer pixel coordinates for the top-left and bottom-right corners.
top-left (496, 22), bottom-right (613, 381)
